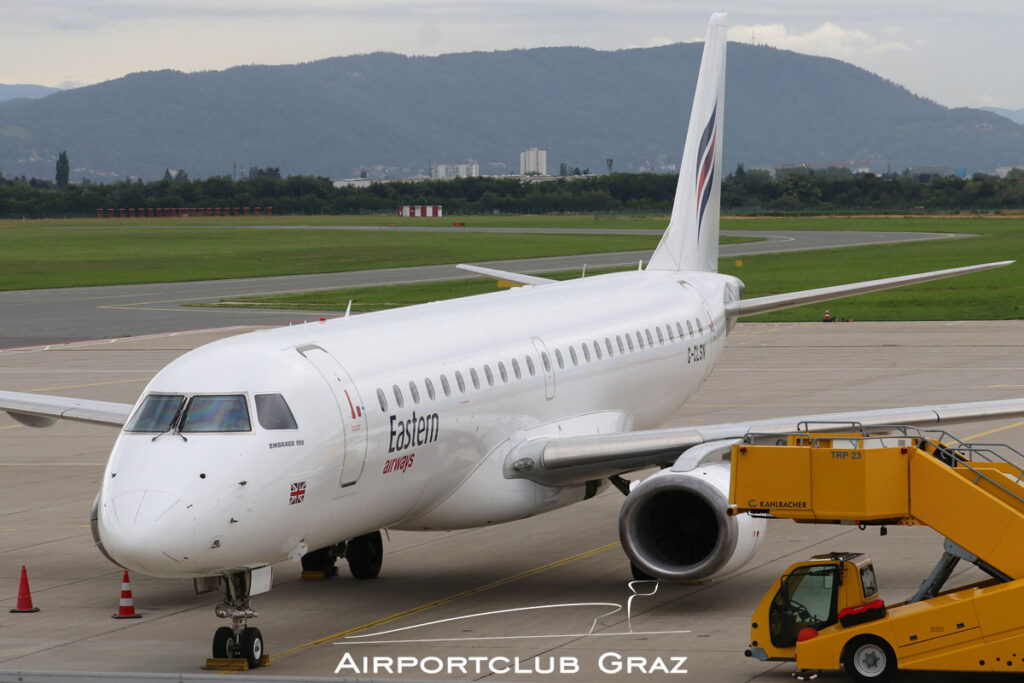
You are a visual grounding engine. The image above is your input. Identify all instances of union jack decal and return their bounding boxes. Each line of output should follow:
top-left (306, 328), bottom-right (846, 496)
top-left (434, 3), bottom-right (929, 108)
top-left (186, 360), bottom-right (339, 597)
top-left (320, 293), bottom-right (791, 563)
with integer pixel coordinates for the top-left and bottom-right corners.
top-left (289, 481), bottom-right (307, 505)
top-left (695, 101), bottom-right (717, 238)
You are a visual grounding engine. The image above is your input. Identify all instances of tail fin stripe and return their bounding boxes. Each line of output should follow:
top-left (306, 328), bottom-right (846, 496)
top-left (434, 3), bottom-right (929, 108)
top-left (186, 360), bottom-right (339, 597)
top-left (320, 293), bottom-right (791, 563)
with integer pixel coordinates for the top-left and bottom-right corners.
top-left (698, 160), bottom-right (715, 227)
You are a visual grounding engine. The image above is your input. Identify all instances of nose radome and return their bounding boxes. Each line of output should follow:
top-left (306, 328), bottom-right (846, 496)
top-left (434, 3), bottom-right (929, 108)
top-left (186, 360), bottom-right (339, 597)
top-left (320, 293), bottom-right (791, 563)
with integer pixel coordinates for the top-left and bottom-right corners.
top-left (101, 490), bottom-right (197, 575)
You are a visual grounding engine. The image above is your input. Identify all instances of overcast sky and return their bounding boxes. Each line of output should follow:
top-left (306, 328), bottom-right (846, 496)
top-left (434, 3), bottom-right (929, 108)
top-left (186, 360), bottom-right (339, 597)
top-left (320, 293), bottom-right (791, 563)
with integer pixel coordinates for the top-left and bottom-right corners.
top-left (4, 0), bottom-right (1022, 110)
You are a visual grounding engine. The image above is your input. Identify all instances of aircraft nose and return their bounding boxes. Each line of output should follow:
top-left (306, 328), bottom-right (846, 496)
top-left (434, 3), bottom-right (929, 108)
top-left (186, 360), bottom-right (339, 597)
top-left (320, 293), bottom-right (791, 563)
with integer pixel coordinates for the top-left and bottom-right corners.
top-left (98, 490), bottom-right (197, 574)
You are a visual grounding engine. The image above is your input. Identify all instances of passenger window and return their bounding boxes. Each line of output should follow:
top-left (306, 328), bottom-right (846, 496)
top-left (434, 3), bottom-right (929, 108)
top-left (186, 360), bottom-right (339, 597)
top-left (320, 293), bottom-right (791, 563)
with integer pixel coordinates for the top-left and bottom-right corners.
top-left (470, 368), bottom-right (480, 390)
top-left (606, 338), bottom-right (615, 357)
top-left (511, 358), bottom-right (522, 379)
top-left (484, 365), bottom-right (494, 387)
top-left (617, 335), bottom-right (625, 353)
top-left (646, 329), bottom-right (655, 346)
top-left (498, 361), bottom-right (509, 383)
top-left (409, 381), bottom-right (420, 404)
top-left (555, 349), bottom-right (564, 369)
top-left (677, 322), bottom-right (685, 338)
top-left (626, 335), bottom-right (635, 352)
top-left (636, 331), bottom-right (645, 349)
top-left (696, 319), bottom-right (704, 335)
top-left (541, 352), bottom-right (551, 372)
top-left (527, 356), bottom-right (537, 376)
top-left (667, 324), bottom-right (675, 342)
top-left (424, 377), bottom-right (435, 400)
top-left (125, 394), bottom-right (184, 433)
top-left (582, 344), bottom-right (591, 362)
top-left (455, 371), bottom-right (466, 393)
top-left (656, 327), bottom-right (665, 344)
top-left (393, 384), bottom-right (405, 408)
top-left (376, 388), bottom-right (388, 412)
top-left (687, 320), bottom-right (695, 336)
top-left (441, 374), bottom-right (451, 397)
top-left (256, 394), bottom-right (298, 430)
top-left (569, 346), bottom-right (579, 366)
top-left (181, 395), bottom-right (251, 433)
top-left (594, 340), bottom-right (603, 360)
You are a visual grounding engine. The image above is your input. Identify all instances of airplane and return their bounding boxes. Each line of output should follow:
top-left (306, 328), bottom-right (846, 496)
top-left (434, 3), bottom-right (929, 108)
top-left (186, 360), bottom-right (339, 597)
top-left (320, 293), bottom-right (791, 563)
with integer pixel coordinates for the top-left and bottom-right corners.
top-left (2, 12), bottom-right (1022, 669)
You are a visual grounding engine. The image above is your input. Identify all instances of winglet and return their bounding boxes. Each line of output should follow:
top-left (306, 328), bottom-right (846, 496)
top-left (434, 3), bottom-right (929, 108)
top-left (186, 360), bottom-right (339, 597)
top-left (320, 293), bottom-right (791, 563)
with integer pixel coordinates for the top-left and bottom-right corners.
top-left (647, 12), bottom-right (727, 273)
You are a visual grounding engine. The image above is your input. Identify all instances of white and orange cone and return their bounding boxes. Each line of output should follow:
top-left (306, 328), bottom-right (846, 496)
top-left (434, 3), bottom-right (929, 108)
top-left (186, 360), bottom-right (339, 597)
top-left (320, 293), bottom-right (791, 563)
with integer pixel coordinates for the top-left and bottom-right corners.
top-left (112, 570), bottom-right (142, 619)
top-left (10, 565), bottom-right (40, 613)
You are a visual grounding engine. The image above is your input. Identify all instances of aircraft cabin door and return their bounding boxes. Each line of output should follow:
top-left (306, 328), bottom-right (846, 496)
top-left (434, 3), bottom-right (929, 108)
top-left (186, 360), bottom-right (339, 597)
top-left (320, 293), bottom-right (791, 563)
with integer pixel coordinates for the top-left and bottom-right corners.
top-left (531, 336), bottom-right (556, 400)
top-left (297, 345), bottom-right (368, 488)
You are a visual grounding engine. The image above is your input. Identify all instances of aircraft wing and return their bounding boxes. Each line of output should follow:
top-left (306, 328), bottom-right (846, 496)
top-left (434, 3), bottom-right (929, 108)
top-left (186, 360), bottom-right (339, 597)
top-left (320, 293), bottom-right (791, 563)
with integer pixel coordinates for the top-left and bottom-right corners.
top-left (726, 260), bottom-right (1013, 318)
top-left (456, 264), bottom-right (555, 286)
top-left (0, 390), bottom-right (132, 428)
top-left (505, 398), bottom-right (1024, 486)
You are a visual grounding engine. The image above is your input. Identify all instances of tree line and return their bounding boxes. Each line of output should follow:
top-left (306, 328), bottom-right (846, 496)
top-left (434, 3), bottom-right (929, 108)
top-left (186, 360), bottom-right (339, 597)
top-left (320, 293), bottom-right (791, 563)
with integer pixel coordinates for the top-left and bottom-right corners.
top-left (1, 164), bottom-right (1022, 219)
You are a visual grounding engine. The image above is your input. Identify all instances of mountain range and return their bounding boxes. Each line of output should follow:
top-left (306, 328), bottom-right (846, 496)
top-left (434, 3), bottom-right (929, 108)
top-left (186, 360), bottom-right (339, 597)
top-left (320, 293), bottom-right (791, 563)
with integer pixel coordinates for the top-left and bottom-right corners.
top-left (2, 44), bottom-right (1023, 182)
top-left (0, 84), bottom-right (61, 103)
top-left (983, 107), bottom-right (1024, 126)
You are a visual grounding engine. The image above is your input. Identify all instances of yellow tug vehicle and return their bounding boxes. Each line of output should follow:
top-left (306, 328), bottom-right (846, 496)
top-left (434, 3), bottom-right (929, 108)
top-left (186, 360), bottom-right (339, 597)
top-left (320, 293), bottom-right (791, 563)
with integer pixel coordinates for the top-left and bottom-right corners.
top-left (730, 424), bottom-right (1024, 682)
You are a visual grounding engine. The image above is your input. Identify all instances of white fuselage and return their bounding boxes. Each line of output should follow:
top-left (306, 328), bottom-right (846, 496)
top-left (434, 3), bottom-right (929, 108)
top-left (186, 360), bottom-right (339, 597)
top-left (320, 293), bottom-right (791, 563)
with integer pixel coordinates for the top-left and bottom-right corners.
top-left (95, 268), bottom-right (738, 578)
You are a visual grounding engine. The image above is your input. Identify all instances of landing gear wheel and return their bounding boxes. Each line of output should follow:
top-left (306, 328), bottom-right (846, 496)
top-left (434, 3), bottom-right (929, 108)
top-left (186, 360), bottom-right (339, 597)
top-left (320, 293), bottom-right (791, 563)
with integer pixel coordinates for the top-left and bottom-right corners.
top-left (346, 531), bottom-right (383, 579)
top-left (212, 626), bottom-right (235, 659)
top-left (301, 546), bottom-right (339, 576)
top-left (843, 635), bottom-right (896, 683)
top-left (630, 562), bottom-right (655, 581)
top-left (240, 627), bottom-right (264, 669)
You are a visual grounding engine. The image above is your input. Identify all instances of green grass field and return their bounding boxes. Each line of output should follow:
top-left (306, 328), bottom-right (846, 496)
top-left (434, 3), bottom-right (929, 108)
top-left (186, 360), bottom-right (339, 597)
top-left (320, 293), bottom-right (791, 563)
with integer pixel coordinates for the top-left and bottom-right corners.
top-left (224, 216), bottom-right (1024, 321)
top-left (1, 215), bottom-right (1020, 320)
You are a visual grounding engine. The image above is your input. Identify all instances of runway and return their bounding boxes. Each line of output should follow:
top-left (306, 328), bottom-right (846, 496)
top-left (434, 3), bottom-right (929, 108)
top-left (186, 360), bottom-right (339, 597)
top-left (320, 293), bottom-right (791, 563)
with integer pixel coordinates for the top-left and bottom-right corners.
top-left (2, 320), bottom-right (1022, 681)
top-left (0, 229), bottom-right (961, 348)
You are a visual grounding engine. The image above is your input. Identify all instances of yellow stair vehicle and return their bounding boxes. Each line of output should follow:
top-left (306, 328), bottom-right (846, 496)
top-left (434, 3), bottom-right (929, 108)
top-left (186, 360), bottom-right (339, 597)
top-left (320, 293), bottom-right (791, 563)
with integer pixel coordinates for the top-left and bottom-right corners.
top-left (729, 424), bottom-right (1024, 681)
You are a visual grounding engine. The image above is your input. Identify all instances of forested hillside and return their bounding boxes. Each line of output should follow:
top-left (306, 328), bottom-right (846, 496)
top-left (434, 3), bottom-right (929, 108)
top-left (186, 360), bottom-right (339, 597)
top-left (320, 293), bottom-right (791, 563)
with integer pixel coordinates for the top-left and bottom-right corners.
top-left (1, 43), bottom-right (1023, 182)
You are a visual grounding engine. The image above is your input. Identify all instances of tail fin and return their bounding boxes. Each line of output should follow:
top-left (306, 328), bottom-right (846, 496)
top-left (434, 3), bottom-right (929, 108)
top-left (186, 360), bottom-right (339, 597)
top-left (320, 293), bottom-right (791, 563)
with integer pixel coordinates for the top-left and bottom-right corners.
top-left (647, 13), bottom-right (727, 273)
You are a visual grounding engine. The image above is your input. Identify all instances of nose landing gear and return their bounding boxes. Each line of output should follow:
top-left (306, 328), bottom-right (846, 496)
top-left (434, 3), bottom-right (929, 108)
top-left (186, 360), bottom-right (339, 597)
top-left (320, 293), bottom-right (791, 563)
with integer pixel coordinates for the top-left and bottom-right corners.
top-left (208, 571), bottom-right (268, 670)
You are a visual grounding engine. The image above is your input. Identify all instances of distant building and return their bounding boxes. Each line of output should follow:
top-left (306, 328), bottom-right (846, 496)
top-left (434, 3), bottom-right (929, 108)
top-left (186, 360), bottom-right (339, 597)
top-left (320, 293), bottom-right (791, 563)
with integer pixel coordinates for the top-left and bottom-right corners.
top-left (995, 166), bottom-right (1024, 178)
top-left (430, 162), bottom-right (479, 179)
top-left (520, 148), bottom-right (547, 176)
top-left (398, 205), bottom-right (442, 217)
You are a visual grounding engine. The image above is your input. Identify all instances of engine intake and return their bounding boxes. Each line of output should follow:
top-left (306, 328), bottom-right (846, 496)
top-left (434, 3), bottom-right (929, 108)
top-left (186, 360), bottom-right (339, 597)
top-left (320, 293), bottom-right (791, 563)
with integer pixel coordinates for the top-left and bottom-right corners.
top-left (619, 463), bottom-right (764, 582)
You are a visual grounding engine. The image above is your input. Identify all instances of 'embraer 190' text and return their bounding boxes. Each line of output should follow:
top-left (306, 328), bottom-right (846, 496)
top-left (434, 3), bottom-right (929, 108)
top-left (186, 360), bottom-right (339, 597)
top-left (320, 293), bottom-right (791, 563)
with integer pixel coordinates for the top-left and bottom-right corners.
top-left (389, 411), bottom-right (440, 453)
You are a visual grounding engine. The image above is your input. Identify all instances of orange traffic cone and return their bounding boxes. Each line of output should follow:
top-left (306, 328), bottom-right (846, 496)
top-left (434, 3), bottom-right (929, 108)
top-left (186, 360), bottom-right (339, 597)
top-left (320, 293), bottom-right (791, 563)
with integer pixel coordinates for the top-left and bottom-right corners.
top-left (823, 307), bottom-right (833, 322)
top-left (10, 565), bottom-right (40, 613)
top-left (112, 570), bottom-right (142, 619)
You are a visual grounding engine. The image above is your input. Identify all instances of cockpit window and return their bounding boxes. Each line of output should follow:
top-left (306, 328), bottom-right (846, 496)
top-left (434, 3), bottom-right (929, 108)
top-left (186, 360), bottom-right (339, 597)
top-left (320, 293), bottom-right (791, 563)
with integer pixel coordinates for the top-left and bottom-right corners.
top-left (125, 394), bottom-right (184, 432)
top-left (180, 395), bottom-right (251, 433)
top-left (255, 394), bottom-right (298, 430)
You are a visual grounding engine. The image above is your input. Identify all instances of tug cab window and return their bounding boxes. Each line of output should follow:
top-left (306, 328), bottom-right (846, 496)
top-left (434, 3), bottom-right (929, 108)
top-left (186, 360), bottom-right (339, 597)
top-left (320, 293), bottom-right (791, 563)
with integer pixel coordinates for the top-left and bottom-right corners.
top-left (255, 393), bottom-right (297, 430)
top-left (125, 394), bottom-right (184, 432)
top-left (769, 565), bottom-right (839, 648)
top-left (180, 395), bottom-right (251, 433)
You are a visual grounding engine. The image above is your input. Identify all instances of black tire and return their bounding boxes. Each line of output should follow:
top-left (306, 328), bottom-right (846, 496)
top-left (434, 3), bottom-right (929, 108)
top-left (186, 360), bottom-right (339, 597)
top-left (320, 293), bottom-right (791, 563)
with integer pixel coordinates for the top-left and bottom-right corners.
top-left (630, 562), bottom-right (656, 581)
top-left (843, 635), bottom-right (896, 683)
top-left (346, 531), bottom-right (383, 579)
top-left (240, 627), bottom-right (264, 668)
top-left (212, 626), bottom-right (235, 659)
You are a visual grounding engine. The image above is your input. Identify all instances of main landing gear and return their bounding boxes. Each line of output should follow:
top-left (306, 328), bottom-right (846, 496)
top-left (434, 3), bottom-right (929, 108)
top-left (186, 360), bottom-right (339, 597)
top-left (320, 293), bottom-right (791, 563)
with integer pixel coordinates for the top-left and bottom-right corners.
top-left (211, 572), bottom-right (266, 669)
top-left (301, 530), bottom-right (383, 580)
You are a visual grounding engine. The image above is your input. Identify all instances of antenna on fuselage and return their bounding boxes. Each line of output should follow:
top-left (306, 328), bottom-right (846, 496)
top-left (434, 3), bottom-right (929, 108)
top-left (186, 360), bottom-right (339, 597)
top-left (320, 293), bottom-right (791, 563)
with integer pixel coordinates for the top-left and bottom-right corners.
top-left (582, 264), bottom-right (587, 278)
top-left (344, 300), bottom-right (353, 319)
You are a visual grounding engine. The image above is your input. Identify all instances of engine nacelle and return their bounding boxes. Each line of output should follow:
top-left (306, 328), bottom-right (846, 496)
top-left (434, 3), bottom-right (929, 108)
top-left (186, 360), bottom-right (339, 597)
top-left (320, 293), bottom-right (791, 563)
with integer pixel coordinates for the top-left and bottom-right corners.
top-left (618, 462), bottom-right (764, 582)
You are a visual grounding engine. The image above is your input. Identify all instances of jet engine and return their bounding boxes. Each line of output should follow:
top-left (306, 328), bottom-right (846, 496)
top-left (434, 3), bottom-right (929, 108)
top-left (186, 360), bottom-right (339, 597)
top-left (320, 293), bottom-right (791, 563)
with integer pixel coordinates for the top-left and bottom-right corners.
top-left (618, 462), bottom-right (764, 582)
